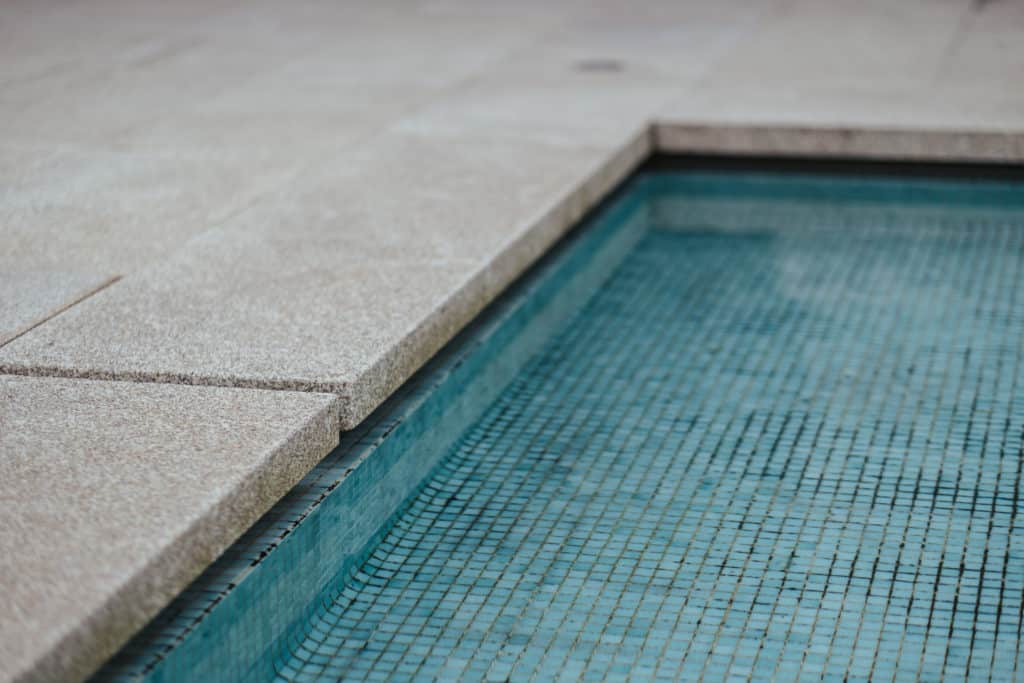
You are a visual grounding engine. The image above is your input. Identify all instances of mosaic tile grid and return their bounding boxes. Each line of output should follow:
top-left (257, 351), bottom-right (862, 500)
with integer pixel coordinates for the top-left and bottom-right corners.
top-left (276, 191), bottom-right (1024, 681)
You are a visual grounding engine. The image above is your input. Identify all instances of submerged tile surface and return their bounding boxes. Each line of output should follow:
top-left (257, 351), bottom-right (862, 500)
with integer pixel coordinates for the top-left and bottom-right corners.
top-left (276, 176), bottom-right (1024, 682)
top-left (0, 376), bottom-right (340, 683)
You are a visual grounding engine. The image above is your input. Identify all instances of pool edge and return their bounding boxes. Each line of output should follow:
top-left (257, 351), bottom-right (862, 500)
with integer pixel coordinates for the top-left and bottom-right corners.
top-left (95, 171), bottom-right (653, 683)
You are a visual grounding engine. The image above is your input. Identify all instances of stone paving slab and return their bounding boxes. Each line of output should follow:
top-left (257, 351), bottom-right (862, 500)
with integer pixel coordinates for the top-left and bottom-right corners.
top-left (0, 376), bottom-right (340, 683)
top-left (0, 144), bottom-right (295, 274)
top-left (653, 123), bottom-right (1024, 163)
top-left (0, 130), bottom-right (649, 429)
top-left (0, 271), bottom-right (115, 348)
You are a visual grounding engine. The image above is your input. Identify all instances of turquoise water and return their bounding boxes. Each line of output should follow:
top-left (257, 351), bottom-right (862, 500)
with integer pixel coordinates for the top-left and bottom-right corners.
top-left (271, 172), bottom-right (1024, 682)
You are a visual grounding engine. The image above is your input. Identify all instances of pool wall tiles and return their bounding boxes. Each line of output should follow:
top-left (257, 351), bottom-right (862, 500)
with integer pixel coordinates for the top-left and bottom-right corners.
top-left (96, 178), bottom-right (653, 682)
top-left (273, 174), bottom-right (1024, 681)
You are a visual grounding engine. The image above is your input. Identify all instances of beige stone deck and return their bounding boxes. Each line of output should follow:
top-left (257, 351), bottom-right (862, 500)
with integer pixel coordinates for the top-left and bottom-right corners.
top-left (1, 0), bottom-right (1022, 681)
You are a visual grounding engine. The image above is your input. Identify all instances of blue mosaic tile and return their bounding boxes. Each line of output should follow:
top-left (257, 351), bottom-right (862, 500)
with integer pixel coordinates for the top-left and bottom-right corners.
top-left (275, 174), bottom-right (1024, 681)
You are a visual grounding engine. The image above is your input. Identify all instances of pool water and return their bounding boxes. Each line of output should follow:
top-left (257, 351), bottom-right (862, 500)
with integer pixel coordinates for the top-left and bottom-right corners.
top-left (273, 172), bottom-right (1024, 682)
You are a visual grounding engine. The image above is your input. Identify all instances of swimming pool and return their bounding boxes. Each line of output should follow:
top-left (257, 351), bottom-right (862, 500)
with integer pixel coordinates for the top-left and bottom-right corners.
top-left (102, 165), bottom-right (1024, 682)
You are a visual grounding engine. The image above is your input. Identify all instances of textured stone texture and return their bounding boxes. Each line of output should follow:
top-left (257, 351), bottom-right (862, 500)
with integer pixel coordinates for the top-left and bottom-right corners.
top-left (0, 271), bottom-right (115, 347)
top-left (393, 56), bottom-right (673, 149)
top-left (0, 130), bottom-right (650, 429)
top-left (653, 0), bottom-right (1024, 134)
top-left (0, 376), bottom-right (340, 683)
top-left (0, 144), bottom-right (303, 274)
top-left (653, 124), bottom-right (1024, 163)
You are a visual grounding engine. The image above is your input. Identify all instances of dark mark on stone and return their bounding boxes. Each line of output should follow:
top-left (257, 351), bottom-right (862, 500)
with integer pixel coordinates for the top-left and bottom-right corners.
top-left (573, 58), bottom-right (625, 73)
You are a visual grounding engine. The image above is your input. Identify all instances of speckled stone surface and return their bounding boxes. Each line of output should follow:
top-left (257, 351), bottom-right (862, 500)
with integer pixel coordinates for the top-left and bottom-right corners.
top-left (654, 124), bottom-right (1024, 163)
top-left (0, 376), bottom-right (340, 683)
top-left (0, 131), bottom-right (650, 429)
top-left (0, 271), bottom-right (115, 347)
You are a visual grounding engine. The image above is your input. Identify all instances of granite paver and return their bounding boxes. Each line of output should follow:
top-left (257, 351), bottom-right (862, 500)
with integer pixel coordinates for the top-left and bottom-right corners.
top-left (0, 376), bottom-right (339, 683)
top-left (0, 131), bottom-right (649, 428)
top-left (0, 271), bottom-right (115, 347)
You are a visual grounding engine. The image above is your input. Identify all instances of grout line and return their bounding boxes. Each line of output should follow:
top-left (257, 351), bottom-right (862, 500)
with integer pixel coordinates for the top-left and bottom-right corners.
top-left (0, 275), bottom-right (122, 350)
top-left (0, 361), bottom-right (350, 398)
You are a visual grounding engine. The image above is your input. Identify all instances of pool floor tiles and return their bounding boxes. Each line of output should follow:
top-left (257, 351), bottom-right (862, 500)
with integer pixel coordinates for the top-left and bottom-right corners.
top-left (275, 203), bottom-right (1024, 681)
